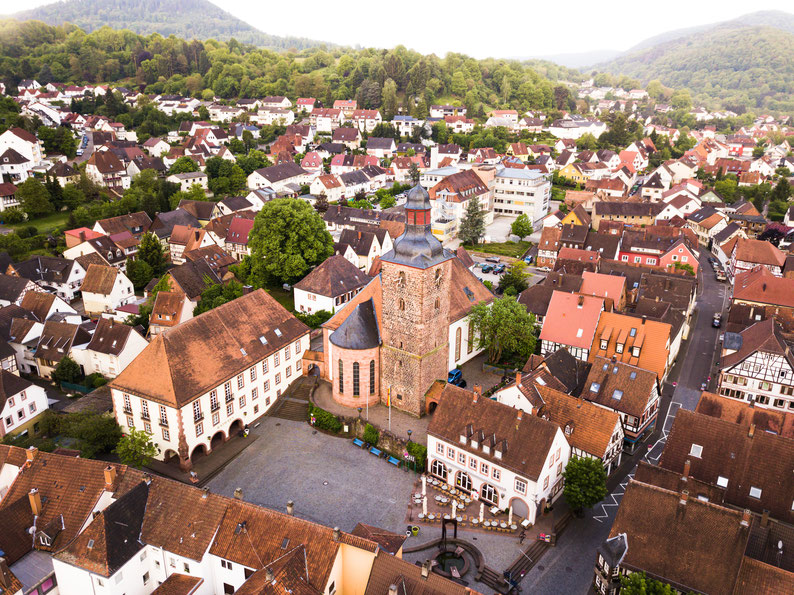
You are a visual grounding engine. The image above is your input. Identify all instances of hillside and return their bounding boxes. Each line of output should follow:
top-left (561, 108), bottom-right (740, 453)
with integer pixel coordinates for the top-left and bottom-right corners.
top-left (598, 15), bottom-right (794, 113)
top-left (11, 0), bottom-right (330, 50)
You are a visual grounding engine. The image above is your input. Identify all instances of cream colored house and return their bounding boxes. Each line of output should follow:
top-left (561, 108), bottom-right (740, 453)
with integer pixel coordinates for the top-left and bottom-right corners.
top-left (80, 264), bottom-right (135, 317)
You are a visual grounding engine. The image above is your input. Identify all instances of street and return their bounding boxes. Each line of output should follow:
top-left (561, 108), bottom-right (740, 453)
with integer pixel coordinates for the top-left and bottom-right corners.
top-left (522, 249), bottom-right (727, 594)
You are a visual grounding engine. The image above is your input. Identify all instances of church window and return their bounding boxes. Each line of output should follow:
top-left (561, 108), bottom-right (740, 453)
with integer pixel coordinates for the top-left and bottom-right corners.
top-left (399, 298), bottom-right (405, 311)
top-left (369, 360), bottom-right (375, 394)
top-left (338, 360), bottom-right (344, 392)
top-left (467, 324), bottom-right (475, 354)
top-left (455, 327), bottom-right (462, 361)
top-left (397, 271), bottom-right (406, 287)
top-left (353, 362), bottom-right (360, 396)
top-left (435, 298), bottom-right (440, 310)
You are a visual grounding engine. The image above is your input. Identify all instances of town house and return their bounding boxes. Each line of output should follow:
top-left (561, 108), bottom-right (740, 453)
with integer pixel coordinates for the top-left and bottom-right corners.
top-left (427, 384), bottom-right (570, 527)
top-left (80, 264), bottom-right (135, 318)
top-left (109, 290), bottom-right (310, 471)
top-left (540, 293), bottom-right (604, 361)
top-left (76, 318), bottom-right (148, 379)
top-left (293, 255), bottom-right (370, 315)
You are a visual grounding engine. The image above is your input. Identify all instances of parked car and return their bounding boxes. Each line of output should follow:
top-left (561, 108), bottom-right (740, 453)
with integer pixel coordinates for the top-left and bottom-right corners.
top-left (712, 313), bottom-right (722, 328)
top-left (448, 369), bottom-right (467, 388)
top-left (76, 149), bottom-right (83, 156)
top-left (493, 264), bottom-right (506, 274)
top-left (524, 256), bottom-right (534, 264)
top-left (485, 256), bottom-right (501, 264)
top-left (481, 264), bottom-right (493, 273)
top-left (715, 270), bottom-right (727, 282)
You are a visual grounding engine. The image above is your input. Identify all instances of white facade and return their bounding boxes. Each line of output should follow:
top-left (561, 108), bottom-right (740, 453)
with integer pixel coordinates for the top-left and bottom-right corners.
top-left (111, 335), bottom-right (309, 464)
top-left (82, 272), bottom-right (135, 317)
top-left (0, 381), bottom-right (48, 437)
top-left (427, 427), bottom-right (569, 526)
top-left (0, 128), bottom-right (43, 164)
top-left (76, 332), bottom-right (148, 379)
top-left (492, 169), bottom-right (551, 226)
top-left (447, 315), bottom-right (482, 370)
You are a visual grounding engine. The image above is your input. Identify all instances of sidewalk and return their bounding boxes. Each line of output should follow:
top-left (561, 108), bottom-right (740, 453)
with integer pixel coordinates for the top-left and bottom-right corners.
top-left (312, 379), bottom-right (430, 441)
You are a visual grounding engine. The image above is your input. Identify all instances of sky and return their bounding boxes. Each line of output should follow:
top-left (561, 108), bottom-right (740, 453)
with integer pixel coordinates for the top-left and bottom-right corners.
top-left (2, 0), bottom-right (793, 59)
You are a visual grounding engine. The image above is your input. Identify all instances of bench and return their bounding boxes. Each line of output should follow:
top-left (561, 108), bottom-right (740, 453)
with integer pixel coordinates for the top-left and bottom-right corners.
top-left (369, 447), bottom-right (382, 457)
top-left (387, 456), bottom-right (401, 466)
top-left (352, 438), bottom-right (365, 448)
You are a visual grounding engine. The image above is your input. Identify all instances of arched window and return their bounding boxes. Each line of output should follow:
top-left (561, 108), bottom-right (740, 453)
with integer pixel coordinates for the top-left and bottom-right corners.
top-left (338, 359), bottom-right (344, 392)
top-left (455, 327), bottom-right (462, 361)
top-left (434, 298), bottom-right (440, 311)
top-left (397, 271), bottom-right (406, 286)
top-left (369, 360), bottom-right (375, 394)
top-left (352, 362), bottom-right (360, 396)
top-left (435, 268), bottom-right (442, 283)
top-left (431, 459), bottom-right (448, 481)
top-left (480, 483), bottom-right (499, 506)
top-left (455, 471), bottom-right (472, 492)
top-left (398, 298), bottom-right (405, 311)
top-left (467, 323), bottom-right (475, 354)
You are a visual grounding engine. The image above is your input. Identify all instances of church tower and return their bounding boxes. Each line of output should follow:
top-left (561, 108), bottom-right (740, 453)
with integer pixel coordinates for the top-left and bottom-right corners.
top-left (379, 184), bottom-right (453, 416)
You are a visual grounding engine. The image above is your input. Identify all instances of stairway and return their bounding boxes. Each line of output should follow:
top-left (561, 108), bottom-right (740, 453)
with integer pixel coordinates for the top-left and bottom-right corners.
top-left (478, 566), bottom-right (510, 594)
top-left (269, 376), bottom-right (316, 421)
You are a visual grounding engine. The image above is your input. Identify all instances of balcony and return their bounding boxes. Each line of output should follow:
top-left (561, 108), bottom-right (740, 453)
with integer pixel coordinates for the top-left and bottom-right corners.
top-left (193, 413), bottom-right (204, 423)
top-left (122, 407), bottom-right (133, 415)
top-left (141, 412), bottom-right (150, 421)
top-left (211, 403), bottom-right (220, 412)
top-left (159, 419), bottom-right (169, 428)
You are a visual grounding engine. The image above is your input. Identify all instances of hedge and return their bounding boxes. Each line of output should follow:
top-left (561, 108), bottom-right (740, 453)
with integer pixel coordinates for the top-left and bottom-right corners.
top-left (308, 404), bottom-right (343, 433)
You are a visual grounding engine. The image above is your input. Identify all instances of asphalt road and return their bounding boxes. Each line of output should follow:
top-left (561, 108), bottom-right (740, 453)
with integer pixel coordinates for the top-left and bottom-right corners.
top-left (72, 131), bottom-right (93, 165)
top-left (521, 249), bottom-right (728, 594)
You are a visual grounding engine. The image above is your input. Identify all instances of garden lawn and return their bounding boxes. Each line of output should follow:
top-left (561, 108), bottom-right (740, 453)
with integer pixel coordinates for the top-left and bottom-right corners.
top-left (7, 211), bottom-right (70, 235)
top-left (463, 241), bottom-right (531, 259)
top-left (267, 286), bottom-right (294, 312)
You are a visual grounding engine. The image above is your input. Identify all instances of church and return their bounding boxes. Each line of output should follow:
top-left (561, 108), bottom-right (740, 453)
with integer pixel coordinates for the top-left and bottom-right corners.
top-left (318, 183), bottom-right (493, 416)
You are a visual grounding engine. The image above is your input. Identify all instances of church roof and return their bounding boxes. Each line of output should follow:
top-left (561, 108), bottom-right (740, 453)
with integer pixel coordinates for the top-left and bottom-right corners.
top-left (328, 299), bottom-right (381, 350)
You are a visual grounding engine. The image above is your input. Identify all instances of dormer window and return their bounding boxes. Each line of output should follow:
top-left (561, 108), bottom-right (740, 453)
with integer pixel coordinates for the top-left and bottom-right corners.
top-left (632, 346), bottom-right (640, 358)
top-left (471, 440), bottom-right (478, 448)
top-left (616, 343), bottom-right (624, 354)
top-left (482, 444), bottom-right (490, 454)
top-left (459, 434), bottom-right (467, 445)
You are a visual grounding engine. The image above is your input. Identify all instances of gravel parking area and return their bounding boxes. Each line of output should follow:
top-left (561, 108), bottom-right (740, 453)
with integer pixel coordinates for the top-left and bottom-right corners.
top-left (206, 416), bottom-right (416, 532)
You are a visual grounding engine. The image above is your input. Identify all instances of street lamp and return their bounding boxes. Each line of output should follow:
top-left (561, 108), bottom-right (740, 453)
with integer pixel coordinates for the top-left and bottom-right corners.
top-left (407, 429), bottom-right (413, 443)
top-left (357, 407), bottom-right (362, 419)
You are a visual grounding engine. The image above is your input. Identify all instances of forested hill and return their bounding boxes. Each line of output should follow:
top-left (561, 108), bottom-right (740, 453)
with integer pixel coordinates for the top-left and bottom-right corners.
top-left (11, 0), bottom-right (329, 51)
top-left (0, 19), bottom-right (584, 118)
top-left (596, 12), bottom-right (794, 113)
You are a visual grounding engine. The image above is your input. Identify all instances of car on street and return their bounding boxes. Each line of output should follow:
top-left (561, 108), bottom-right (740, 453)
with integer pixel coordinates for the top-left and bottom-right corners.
top-left (485, 256), bottom-right (501, 264)
top-left (448, 369), bottom-right (467, 388)
top-left (715, 270), bottom-right (727, 282)
top-left (76, 149), bottom-right (83, 156)
top-left (712, 313), bottom-right (722, 328)
top-left (493, 264), bottom-right (506, 274)
top-left (481, 264), bottom-right (493, 273)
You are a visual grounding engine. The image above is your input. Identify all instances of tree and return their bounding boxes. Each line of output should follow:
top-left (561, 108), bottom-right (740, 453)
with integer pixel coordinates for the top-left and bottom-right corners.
top-left (17, 178), bottom-right (54, 219)
top-left (137, 232), bottom-right (166, 275)
top-left (408, 162), bottom-right (420, 185)
top-left (126, 259), bottom-right (154, 290)
top-left (382, 78), bottom-right (398, 120)
top-left (380, 194), bottom-right (396, 209)
top-left (314, 193), bottom-right (329, 213)
top-left (469, 296), bottom-right (537, 365)
top-left (562, 456), bottom-right (608, 514)
top-left (115, 428), bottom-right (158, 469)
top-left (53, 356), bottom-right (82, 384)
top-left (168, 156), bottom-right (199, 174)
top-left (620, 572), bottom-right (675, 595)
top-left (576, 133), bottom-right (598, 151)
top-left (247, 198), bottom-right (334, 285)
top-left (498, 262), bottom-right (529, 296)
top-left (62, 183), bottom-right (86, 210)
top-left (458, 195), bottom-right (486, 245)
top-left (194, 280), bottom-right (244, 315)
top-left (773, 177), bottom-right (791, 202)
top-left (511, 214), bottom-right (533, 240)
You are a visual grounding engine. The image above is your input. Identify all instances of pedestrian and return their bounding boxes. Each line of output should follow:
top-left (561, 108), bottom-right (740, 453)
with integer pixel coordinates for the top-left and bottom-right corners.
top-left (519, 529), bottom-right (526, 544)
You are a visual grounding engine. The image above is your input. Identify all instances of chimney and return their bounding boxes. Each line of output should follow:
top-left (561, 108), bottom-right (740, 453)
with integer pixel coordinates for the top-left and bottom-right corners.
top-left (26, 446), bottom-right (38, 462)
top-left (679, 489), bottom-right (688, 506)
top-left (517, 409), bottom-right (523, 421)
top-left (0, 558), bottom-right (11, 589)
top-left (421, 560), bottom-right (431, 579)
top-left (287, 500), bottom-right (294, 516)
top-left (472, 385), bottom-right (481, 403)
top-left (79, 230), bottom-right (86, 242)
top-left (233, 487), bottom-right (244, 500)
top-left (389, 585), bottom-right (398, 595)
top-left (761, 509), bottom-right (770, 527)
top-left (202, 487), bottom-right (209, 499)
top-left (748, 423), bottom-right (756, 438)
top-left (577, 295), bottom-right (584, 308)
top-left (683, 459), bottom-right (691, 479)
top-left (265, 568), bottom-right (275, 583)
top-left (516, 371), bottom-right (522, 387)
top-left (29, 488), bottom-right (42, 516)
top-left (741, 509), bottom-right (751, 527)
top-left (642, 315), bottom-right (647, 324)
top-left (332, 527), bottom-right (340, 542)
top-left (103, 465), bottom-right (116, 490)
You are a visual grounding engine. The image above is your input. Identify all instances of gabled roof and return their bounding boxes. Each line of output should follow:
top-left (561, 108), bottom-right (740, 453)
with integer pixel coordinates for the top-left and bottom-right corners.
top-left (584, 356), bottom-right (657, 418)
top-left (589, 311), bottom-right (671, 380)
top-left (540, 292), bottom-right (603, 350)
top-left (168, 258), bottom-right (221, 300)
top-left (696, 391), bottom-right (794, 439)
top-left (87, 318), bottom-right (138, 356)
top-left (428, 384), bottom-right (561, 481)
top-left (722, 318), bottom-right (794, 370)
top-left (111, 290), bottom-right (309, 408)
top-left (0, 369), bottom-right (34, 411)
top-left (36, 320), bottom-right (91, 363)
top-left (19, 290), bottom-right (55, 321)
top-left (294, 255), bottom-right (369, 298)
top-left (733, 265), bottom-right (794, 308)
top-left (81, 264), bottom-right (119, 295)
top-left (535, 385), bottom-right (620, 458)
top-left (0, 274), bottom-right (31, 302)
top-left (733, 238), bottom-right (786, 267)
top-left (364, 549), bottom-right (469, 595)
top-left (660, 409), bottom-right (794, 525)
top-left (608, 480), bottom-right (749, 594)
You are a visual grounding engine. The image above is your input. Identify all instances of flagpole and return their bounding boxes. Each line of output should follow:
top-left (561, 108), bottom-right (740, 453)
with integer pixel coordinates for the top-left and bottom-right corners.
top-left (388, 386), bottom-right (391, 432)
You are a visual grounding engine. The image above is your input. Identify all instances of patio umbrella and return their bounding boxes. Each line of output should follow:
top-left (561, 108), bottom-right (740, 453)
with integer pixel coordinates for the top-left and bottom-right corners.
top-left (423, 496), bottom-right (427, 516)
top-left (479, 502), bottom-right (484, 522)
top-left (452, 500), bottom-right (457, 518)
top-left (508, 505), bottom-right (513, 525)
top-left (422, 475), bottom-right (427, 496)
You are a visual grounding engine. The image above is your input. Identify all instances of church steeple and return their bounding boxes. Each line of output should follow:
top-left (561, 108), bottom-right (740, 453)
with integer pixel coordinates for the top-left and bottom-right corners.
top-left (382, 183), bottom-right (451, 269)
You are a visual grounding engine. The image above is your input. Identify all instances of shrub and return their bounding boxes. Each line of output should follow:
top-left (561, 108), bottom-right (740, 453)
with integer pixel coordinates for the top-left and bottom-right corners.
top-left (2, 207), bottom-right (26, 224)
top-left (406, 441), bottom-right (427, 471)
top-left (308, 404), bottom-right (343, 433)
top-left (363, 423), bottom-right (379, 445)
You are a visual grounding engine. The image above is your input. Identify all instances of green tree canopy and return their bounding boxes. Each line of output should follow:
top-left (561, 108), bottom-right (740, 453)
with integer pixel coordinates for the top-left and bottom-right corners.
top-left (497, 262), bottom-right (529, 296)
top-left (247, 198), bottom-right (334, 285)
top-left (510, 214), bottom-right (533, 240)
top-left (169, 156), bottom-right (199, 174)
top-left (126, 258), bottom-right (154, 290)
top-left (469, 296), bottom-right (537, 366)
top-left (562, 456), bottom-right (608, 513)
top-left (458, 195), bottom-right (486, 245)
top-left (115, 428), bottom-right (158, 469)
top-left (194, 280), bottom-right (244, 315)
top-left (17, 178), bottom-right (54, 219)
top-left (137, 232), bottom-right (166, 275)
top-left (53, 356), bottom-right (82, 384)
top-left (620, 572), bottom-right (675, 595)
